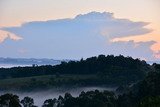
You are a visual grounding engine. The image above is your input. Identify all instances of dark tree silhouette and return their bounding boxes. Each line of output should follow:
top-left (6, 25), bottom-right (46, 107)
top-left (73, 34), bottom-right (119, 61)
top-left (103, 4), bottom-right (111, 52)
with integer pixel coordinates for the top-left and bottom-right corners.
top-left (21, 96), bottom-right (36, 107)
top-left (0, 55), bottom-right (150, 80)
top-left (0, 93), bottom-right (21, 107)
top-left (42, 98), bottom-right (57, 107)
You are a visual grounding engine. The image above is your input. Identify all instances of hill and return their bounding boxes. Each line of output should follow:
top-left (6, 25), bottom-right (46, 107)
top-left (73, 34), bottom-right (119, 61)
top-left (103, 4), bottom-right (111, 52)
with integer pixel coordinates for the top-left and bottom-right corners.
top-left (0, 64), bottom-right (160, 107)
top-left (0, 55), bottom-right (150, 79)
top-left (0, 55), bottom-right (151, 91)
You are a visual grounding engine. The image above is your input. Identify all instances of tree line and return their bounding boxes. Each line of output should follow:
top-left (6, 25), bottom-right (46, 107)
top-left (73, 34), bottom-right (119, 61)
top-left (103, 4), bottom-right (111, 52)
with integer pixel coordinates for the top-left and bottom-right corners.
top-left (0, 55), bottom-right (150, 80)
top-left (0, 64), bottom-right (160, 107)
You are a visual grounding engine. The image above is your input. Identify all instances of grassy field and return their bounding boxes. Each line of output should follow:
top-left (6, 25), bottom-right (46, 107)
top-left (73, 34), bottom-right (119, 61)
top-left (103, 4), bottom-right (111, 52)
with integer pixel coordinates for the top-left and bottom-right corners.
top-left (0, 74), bottom-right (99, 91)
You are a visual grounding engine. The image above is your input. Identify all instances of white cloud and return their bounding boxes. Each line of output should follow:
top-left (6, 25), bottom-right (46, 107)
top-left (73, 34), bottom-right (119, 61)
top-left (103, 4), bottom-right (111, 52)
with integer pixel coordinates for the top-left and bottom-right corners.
top-left (2, 11), bottom-right (151, 39)
top-left (0, 12), bottom-right (156, 60)
top-left (0, 30), bottom-right (22, 43)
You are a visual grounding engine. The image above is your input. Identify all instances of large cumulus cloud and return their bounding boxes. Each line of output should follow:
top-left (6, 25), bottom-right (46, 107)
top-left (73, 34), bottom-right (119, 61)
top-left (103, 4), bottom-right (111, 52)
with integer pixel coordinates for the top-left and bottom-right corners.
top-left (0, 12), bottom-right (156, 60)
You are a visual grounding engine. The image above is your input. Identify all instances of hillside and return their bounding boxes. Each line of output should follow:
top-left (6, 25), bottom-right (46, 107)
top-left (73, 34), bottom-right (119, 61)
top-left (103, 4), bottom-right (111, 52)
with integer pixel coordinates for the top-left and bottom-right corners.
top-left (0, 55), bottom-right (152, 91)
top-left (0, 55), bottom-right (150, 78)
top-left (0, 64), bottom-right (159, 107)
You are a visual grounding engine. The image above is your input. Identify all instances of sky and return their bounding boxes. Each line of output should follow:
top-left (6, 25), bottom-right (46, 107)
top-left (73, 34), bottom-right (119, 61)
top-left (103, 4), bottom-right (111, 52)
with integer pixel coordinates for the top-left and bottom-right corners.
top-left (0, 0), bottom-right (159, 61)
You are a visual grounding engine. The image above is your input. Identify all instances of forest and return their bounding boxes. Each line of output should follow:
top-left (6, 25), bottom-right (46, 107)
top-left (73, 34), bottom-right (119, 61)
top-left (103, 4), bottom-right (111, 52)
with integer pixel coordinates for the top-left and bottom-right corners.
top-left (0, 55), bottom-right (159, 106)
top-left (0, 55), bottom-right (152, 91)
top-left (0, 55), bottom-right (150, 79)
top-left (0, 63), bottom-right (160, 107)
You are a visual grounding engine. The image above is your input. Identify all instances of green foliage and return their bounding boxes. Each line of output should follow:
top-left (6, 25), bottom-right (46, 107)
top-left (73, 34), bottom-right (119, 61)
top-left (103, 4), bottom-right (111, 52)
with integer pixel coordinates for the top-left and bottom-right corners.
top-left (0, 64), bottom-right (160, 107)
top-left (0, 74), bottom-right (99, 91)
top-left (42, 98), bottom-right (57, 107)
top-left (117, 64), bottom-right (160, 107)
top-left (138, 71), bottom-right (160, 98)
top-left (0, 55), bottom-right (150, 91)
top-left (0, 55), bottom-right (149, 80)
top-left (42, 90), bottom-right (117, 107)
top-left (140, 96), bottom-right (160, 107)
top-left (0, 93), bottom-right (21, 107)
top-left (21, 96), bottom-right (36, 107)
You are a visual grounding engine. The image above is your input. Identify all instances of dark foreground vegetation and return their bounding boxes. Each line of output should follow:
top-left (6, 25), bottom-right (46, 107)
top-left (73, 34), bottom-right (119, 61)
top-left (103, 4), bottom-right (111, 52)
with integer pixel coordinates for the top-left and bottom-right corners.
top-left (0, 55), bottom-right (150, 79)
top-left (0, 63), bottom-right (160, 107)
top-left (0, 55), bottom-right (152, 91)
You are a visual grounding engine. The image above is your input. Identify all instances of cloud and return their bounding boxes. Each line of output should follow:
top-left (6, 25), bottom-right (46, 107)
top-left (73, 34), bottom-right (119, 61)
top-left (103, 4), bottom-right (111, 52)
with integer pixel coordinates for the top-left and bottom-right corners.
top-left (2, 12), bottom-right (151, 39)
top-left (0, 30), bottom-right (22, 43)
top-left (108, 40), bottom-right (156, 60)
top-left (0, 12), bottom-right (156, 60)
top-left (154, 51), bottom-right (160, 59)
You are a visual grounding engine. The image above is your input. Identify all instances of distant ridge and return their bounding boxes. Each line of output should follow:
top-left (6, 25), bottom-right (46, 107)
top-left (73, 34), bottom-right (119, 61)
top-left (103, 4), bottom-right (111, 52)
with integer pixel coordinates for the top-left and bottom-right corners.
top-left (0, 58), bottom-right (63, 68)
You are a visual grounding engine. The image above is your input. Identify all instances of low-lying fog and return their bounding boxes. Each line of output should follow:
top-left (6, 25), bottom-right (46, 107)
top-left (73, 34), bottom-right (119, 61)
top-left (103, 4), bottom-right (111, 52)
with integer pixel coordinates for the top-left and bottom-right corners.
top-left (1, 87), bottom-right (116, 107)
